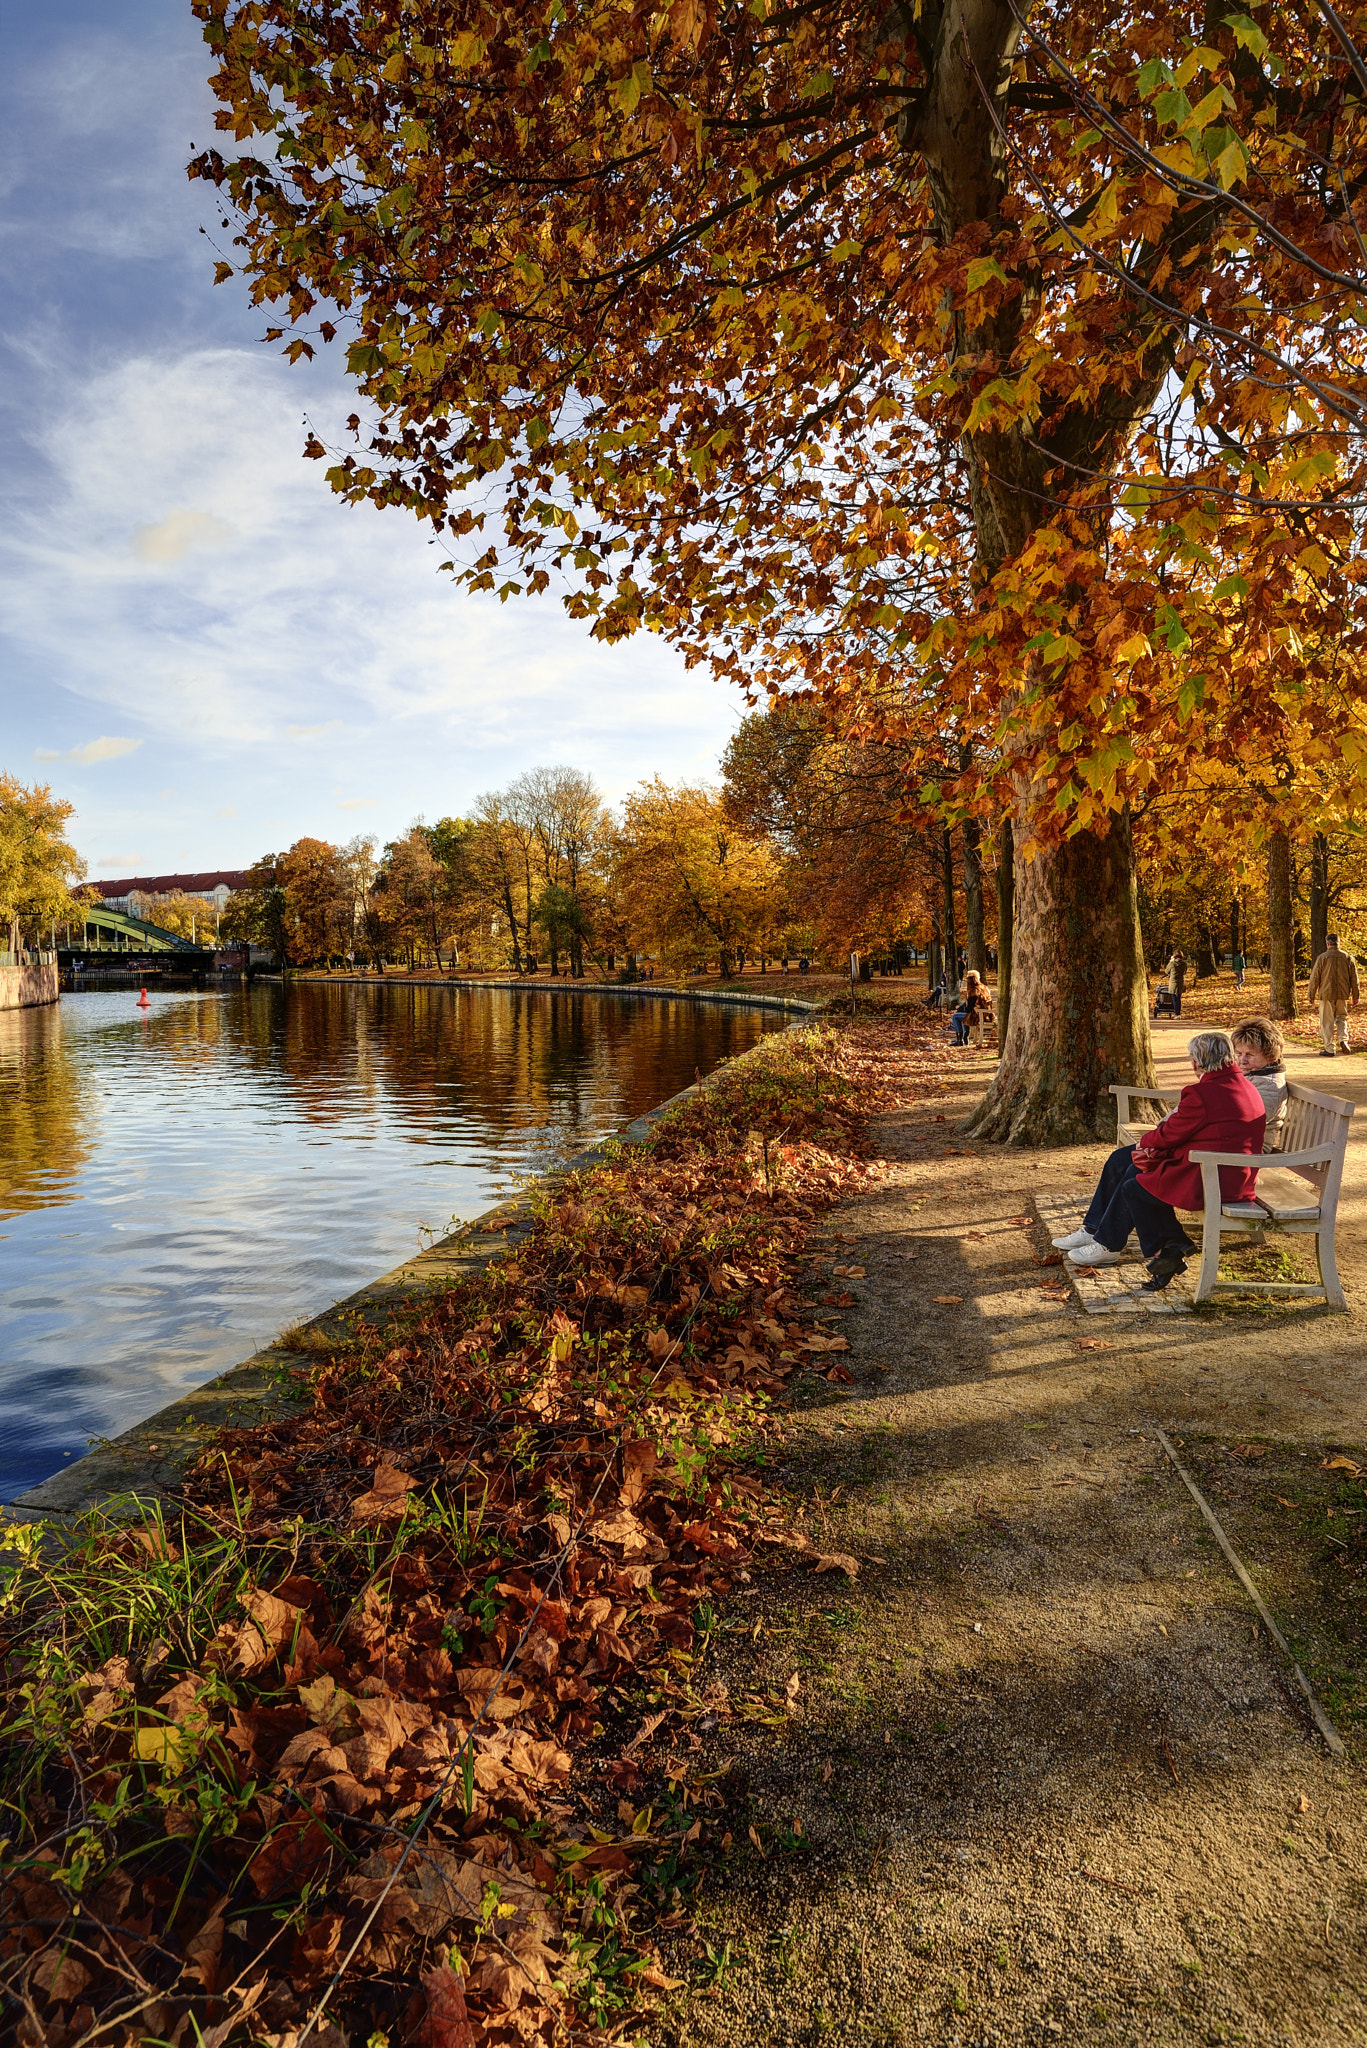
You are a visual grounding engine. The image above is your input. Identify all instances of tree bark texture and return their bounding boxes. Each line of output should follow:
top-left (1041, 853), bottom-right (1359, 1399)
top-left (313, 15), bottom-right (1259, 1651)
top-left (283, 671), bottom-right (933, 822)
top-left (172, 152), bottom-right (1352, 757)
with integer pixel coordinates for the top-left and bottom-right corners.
top-left (1268, 831), bottom-right (1295, 1018)
top-left (1230, 895), bottom-right (1240, 961)
top-left (995, 814), bottom-right (1014, 1048)
top-left (964, 807), bottom-right (1154, 1144)
top-left (941, 826), bottom-right (959, 988)
top-left (1309, 832), bottom-right (1329, 962)
top-left (962, 816), bottom-right (986, 975)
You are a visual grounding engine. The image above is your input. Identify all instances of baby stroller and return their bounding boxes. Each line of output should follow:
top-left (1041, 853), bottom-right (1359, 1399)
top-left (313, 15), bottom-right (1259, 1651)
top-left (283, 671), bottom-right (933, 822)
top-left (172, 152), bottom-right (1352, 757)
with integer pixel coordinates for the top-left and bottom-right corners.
top-left (1153, 983), bottom-right (1177, 1018)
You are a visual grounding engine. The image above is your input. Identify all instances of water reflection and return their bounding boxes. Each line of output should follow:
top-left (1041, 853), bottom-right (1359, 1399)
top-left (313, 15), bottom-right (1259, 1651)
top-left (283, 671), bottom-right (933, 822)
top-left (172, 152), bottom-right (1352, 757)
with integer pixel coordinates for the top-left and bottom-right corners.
top-left (0, 983), bottom-right (782, 1499)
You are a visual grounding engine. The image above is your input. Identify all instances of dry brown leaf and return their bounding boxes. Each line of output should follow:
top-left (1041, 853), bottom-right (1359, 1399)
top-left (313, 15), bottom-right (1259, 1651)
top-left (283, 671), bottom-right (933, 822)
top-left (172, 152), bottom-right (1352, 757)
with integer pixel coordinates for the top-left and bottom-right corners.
top-left (933, 1294), bottom-right (963, 1306)
top-left (350, 1453), bottom-right (418, 1524)
top-left (32, 1949), bottom-right (91, 2003)
top-left (810, 1551), bottom-right (861, 1577)
top-left (1321, 1455), bottom-right (1362, 1475)
top-left (1075, 1337), bottom-right (1114, 1351)
top-left (181, 1898), bottom-right (226, 1993)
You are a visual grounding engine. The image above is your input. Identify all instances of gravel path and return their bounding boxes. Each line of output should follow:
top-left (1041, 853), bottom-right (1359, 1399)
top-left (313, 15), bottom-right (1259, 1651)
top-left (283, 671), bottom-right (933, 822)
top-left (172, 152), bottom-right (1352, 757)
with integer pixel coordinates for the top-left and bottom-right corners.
top-left (664, 1021), bottom-right (1366, 2048)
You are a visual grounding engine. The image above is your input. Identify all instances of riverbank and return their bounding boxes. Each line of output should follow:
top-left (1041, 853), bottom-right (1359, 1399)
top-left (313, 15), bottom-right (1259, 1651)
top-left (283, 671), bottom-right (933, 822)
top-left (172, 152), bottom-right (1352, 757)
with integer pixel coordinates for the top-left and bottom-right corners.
top-left (0, 1019), bottom-right (895, 2048)
top-left (3, 1013), bottom-right (1361, 2047)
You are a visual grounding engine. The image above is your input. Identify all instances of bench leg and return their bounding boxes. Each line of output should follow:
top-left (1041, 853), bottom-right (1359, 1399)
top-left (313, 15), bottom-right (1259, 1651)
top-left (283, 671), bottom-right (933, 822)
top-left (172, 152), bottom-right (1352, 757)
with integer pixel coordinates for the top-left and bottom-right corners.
top-left (1316, 1226), bottom-right (1346, 1312)
top-left (1193, 1211), bottom-right (1223, 1303)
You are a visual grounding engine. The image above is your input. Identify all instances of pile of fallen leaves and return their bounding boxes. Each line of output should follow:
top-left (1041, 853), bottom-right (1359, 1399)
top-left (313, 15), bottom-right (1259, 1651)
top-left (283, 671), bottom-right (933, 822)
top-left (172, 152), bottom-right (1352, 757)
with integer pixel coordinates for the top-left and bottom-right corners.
top-left (0, 1021), bottom-right (911, 2048)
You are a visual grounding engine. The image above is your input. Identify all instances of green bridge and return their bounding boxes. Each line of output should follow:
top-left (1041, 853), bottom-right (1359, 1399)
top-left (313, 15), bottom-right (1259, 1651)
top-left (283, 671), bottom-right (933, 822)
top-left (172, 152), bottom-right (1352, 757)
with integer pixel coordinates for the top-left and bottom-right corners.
top-left (69, 905), bottom-right (205, 955)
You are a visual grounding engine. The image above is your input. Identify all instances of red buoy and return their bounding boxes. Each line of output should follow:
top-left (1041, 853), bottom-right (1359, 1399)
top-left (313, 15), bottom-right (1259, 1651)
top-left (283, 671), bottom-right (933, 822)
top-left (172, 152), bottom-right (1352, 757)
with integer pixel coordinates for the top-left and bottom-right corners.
top-left (136, 988), bottom-right (151, 1008)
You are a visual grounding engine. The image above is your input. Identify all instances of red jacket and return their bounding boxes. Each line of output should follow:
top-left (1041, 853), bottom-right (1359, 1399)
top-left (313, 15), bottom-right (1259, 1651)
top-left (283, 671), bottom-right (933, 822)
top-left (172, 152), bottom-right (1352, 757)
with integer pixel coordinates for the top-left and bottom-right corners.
top-left (1134, 1065), bottom-right (1266, 1211)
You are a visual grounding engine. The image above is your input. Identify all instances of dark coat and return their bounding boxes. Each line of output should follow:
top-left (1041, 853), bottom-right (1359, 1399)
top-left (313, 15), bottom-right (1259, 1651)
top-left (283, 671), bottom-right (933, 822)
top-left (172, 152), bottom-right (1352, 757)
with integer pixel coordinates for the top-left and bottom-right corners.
top-left (1134, 1065), bottom-right (1265, 1211)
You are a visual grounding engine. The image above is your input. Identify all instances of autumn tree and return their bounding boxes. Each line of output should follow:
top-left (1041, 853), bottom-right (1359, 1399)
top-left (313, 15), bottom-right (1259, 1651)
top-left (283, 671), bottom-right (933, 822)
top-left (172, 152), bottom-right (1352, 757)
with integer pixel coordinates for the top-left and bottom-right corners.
top-left (615, 779), bottom-right (787, 974)
top-left (130, 890), bottom-right (219, 943)
top-left (0, 775), bottom-right (91, 957)
top-left (194, 0), bottom-right (1367, 1136)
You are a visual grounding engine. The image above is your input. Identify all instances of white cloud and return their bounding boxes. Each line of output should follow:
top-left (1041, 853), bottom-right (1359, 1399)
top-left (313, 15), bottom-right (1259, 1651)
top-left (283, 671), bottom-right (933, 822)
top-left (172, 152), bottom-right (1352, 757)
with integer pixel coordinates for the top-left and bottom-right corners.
top-left (68, 736), bottom-right (141, 764)
top-left (336, 797), bottom-right (377, 811)
top-left (289, 720), bottom-right (342, 738)
top-left (33, 746), bottom-right (60, 760)
top-left (133, 508), bottom-right (234, 562)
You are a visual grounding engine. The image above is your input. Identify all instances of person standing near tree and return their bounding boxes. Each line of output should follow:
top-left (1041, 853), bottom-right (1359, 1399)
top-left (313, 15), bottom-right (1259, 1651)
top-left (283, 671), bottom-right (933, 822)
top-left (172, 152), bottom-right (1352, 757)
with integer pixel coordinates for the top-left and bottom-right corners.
top-left (1232, 946), bottom-right (1246, 992)
top-left (1307, 935), bottom-right (1360, 1057)
top-left (1164, 948), bottom-right (1188, 1019)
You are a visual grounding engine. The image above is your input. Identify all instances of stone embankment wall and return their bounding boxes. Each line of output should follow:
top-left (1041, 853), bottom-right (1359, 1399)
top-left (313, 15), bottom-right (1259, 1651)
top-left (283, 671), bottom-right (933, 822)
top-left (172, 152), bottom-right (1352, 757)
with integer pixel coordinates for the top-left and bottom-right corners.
top-left (0, 959), bottom-right (59, 1011)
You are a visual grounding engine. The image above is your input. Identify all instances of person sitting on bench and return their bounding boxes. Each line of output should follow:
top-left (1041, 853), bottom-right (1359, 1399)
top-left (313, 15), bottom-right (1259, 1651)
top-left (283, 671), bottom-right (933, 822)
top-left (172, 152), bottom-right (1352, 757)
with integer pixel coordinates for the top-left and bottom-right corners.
top-left (1051, 1030), bottom-right (1265, 1292)
top-left (950, 970), bottom-right (991, 1045)
top-left (1231, 1015), bottom-right (1288, 1150)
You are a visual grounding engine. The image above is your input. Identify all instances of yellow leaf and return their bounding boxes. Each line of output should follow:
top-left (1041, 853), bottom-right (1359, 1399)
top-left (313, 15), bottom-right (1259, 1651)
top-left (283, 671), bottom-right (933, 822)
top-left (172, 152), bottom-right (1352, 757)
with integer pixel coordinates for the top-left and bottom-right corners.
top-left (1296, 544), bottom-right (1330, 577)
top-left (134, 1724), bottom-right (192, 1771)
top-left (1213, 139), bottom-right (1247, 189)
top-left (1116, 633), bottom-right (1152, 664)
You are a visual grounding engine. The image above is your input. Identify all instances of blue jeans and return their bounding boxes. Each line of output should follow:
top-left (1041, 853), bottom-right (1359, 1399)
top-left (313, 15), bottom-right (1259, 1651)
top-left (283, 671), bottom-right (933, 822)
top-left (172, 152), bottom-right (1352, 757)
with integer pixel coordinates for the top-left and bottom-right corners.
top-left (951, 1009), bottom-right (969, 1044)
top-left (1083, 1145), bottom-right (1196, 1260)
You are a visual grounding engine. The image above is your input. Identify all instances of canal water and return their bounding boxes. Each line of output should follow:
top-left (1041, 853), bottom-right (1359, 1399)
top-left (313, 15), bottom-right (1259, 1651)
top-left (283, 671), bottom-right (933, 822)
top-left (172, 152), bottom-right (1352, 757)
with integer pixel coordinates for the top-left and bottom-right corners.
top-left (0, 982), bottom-right (785, 1500)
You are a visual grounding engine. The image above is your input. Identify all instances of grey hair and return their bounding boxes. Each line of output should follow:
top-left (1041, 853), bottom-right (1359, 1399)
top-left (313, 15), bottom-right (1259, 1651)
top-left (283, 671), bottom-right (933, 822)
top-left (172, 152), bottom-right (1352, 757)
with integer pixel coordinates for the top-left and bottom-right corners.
top-left (1188, 1030), bottom-right (1237, 1074)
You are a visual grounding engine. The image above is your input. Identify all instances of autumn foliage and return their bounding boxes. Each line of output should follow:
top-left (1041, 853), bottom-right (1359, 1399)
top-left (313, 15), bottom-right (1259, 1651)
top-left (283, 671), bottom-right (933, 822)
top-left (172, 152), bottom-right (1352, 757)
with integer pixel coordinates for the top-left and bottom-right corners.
top-left (0, 1024), bottom-right (906, 2047)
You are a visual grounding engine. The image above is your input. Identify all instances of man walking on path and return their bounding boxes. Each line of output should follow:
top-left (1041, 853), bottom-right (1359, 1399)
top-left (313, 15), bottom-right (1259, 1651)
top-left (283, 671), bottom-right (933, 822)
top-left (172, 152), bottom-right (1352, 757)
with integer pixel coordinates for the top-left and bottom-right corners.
top-left (1307, 934), bottom-right (1360, 1055)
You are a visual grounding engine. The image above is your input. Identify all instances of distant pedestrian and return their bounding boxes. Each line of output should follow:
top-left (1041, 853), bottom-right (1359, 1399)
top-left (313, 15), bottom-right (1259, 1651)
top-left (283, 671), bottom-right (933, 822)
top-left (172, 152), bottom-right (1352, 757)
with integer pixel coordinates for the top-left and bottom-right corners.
top-left (1164, 948), bottom-right (1188, 1018)
top-left (1232, 948), bottom-right (1246, 991)
top-left (1307, 934), bottom-right (1360, 1056)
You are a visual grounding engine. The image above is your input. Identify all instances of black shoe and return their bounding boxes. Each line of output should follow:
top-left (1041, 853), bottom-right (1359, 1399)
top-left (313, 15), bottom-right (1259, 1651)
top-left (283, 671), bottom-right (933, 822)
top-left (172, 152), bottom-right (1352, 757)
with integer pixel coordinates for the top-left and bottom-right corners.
top-left (1141, 1245), bottom-right (1190, 1292)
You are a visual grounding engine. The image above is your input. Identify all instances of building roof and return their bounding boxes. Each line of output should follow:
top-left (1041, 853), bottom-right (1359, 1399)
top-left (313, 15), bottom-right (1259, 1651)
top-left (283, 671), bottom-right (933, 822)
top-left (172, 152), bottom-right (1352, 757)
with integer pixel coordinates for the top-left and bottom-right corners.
top-left (91, 871), bottom-right (252, 898)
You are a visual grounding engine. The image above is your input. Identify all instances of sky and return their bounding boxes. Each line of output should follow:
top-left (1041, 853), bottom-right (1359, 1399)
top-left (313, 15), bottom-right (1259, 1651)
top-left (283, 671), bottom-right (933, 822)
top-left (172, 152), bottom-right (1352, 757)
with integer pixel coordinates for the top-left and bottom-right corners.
top-left (0, 1), bottom-right (742, 882)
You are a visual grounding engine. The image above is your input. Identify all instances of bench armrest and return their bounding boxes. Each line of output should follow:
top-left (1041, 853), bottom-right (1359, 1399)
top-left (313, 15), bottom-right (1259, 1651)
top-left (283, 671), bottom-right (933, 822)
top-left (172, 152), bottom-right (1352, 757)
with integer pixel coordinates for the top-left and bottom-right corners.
top-left (1189, 1146), bottom-right (1336, 1170)
top-left (1108, 1085), bottom-right (1172, 1102)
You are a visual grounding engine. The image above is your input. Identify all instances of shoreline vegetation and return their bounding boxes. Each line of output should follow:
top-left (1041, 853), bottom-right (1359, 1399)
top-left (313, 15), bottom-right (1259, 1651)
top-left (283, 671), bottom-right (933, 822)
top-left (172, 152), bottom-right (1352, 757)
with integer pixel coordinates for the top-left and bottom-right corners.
top-left (0, 1019), bottom-right (904, 2048)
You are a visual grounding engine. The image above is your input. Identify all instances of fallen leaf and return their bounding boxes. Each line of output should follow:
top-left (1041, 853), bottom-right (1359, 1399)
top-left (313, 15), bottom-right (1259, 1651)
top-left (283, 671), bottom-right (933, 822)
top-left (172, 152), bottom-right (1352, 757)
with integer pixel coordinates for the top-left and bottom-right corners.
top-left (419, 1961), bottom-right (475, 2048)
top-left (182, 1898), bottom-right (226, 1993)
top-left (748, 1823), bottom-right (766, 1857)
top-left (32, 1949), bottom-right (92, 2002)
top-left (1075, 1337), bottom-right (1115, 1351)
top-left (1321, 1455), bottom-right (1362, 1475)
top-left (932, 1295), bottom-right (963, 1305)
top-left (1032, 1251), bottom-right (1064, 1267)
top-left (810, 1551), bottom-right (861, 1577)
top-left (350, 1452), bottom-right (418, 1524)
top-left (821, 1761), bottom-right (834, 1782)
top-left (1298, 1792), bottom-right (1311, 1813)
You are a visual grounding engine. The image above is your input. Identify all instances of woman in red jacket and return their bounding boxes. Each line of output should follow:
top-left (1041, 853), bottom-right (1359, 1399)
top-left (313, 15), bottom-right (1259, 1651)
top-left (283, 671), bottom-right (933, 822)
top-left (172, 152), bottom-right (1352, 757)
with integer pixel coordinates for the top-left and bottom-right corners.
top-left (1053, 1031), bottom-right (1266, 1291)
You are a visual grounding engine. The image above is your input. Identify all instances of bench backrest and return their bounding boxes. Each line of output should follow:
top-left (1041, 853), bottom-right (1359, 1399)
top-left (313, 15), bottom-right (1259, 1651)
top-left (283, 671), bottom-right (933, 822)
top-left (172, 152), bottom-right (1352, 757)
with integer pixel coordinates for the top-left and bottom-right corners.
top-left (1279, 1082), bottom-right (1354, 1201)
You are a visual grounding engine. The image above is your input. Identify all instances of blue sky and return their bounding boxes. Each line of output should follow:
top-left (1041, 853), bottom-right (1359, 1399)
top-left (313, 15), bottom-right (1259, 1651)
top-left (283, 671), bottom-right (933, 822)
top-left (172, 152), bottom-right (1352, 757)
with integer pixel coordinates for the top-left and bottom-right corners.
top-left (0, 1), bottom-right (740, 881)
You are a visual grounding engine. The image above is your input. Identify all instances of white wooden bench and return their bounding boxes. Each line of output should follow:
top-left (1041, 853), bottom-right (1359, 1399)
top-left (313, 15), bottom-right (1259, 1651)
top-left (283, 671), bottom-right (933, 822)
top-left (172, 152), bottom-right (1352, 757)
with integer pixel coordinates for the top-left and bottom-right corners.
top-left (1109, 1081), bottom-right (1354, 1309)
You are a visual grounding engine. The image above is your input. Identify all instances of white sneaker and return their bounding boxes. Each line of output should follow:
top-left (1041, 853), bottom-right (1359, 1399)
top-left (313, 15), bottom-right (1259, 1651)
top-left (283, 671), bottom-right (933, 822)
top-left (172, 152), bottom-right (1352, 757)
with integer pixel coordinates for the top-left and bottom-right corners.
top-left (1068, 1243), bottom-right (1128, 1266)
top-left (1051, 1227), bottom-right (1096, 1251)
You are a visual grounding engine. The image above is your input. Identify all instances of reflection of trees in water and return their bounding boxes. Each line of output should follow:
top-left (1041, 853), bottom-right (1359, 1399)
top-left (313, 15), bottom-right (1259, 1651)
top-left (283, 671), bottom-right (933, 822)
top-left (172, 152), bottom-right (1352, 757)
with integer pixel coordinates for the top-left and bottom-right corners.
top-left (0, 1004), bottom-right (94, 1216)
top-left (0, 986), bottom-right (777, 1230)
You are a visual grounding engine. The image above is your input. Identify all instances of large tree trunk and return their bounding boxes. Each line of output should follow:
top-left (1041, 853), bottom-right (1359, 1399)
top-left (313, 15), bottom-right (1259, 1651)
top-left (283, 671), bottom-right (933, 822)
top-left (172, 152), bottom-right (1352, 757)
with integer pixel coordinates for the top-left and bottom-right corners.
top-left (995, 814), bottom-right (1014, 1048)
top-left (1268, 830), bottom-right (1295, 1018)
top-left (962, 816), bottom-right (987, 975)
top-left (1309, 832), bottom-right (1329, 962)
top-left (964, 807), bottom-right (1153, 1144)
top-left (1230, 894), bottom-right (1240, 962)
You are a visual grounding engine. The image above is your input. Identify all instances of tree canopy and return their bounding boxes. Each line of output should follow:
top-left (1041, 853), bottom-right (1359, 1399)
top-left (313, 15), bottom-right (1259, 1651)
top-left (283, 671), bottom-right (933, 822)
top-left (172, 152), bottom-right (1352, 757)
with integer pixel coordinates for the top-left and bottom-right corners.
top-left (190, 0), bottom-right (1367, 1133)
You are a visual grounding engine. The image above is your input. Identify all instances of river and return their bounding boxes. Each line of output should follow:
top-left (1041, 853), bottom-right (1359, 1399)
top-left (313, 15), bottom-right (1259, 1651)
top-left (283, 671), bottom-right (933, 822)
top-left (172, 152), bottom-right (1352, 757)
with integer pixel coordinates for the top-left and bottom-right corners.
top-left (0, 982), bottom-right (786, 1500)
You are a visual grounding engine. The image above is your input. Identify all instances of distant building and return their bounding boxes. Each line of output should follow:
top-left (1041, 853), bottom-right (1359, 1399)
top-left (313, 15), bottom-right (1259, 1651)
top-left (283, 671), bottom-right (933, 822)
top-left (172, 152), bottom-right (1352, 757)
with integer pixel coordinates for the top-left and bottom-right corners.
top-left (92, 870), bottom-right (251, 915)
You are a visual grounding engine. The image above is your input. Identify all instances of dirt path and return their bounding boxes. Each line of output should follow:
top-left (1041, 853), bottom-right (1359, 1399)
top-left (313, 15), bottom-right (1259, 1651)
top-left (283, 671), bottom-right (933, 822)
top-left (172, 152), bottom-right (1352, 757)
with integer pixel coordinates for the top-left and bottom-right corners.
top-left (666, 1023), bottom-right (1366, 2047)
